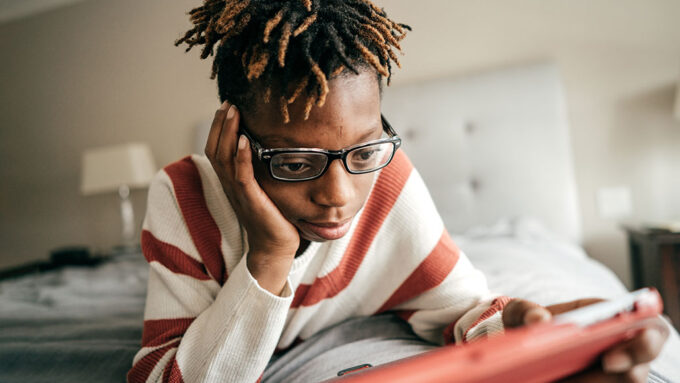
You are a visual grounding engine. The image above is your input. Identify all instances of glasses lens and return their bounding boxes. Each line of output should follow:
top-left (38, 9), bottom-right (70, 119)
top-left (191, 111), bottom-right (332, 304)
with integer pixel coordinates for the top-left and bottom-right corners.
top-left (346, 142), bottom-right (395, 172)
top-left (270, 152), bottom-right (328, 180)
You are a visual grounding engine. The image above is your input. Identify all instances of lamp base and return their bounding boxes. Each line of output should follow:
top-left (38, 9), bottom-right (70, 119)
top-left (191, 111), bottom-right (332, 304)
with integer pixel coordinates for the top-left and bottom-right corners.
top-left (119, 185), bottom-right (136, 249)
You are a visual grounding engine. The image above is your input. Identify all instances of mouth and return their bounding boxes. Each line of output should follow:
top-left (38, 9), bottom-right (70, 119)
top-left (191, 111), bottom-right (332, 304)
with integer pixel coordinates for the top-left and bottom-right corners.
top-left (297, 217), bottom-right (353, 241)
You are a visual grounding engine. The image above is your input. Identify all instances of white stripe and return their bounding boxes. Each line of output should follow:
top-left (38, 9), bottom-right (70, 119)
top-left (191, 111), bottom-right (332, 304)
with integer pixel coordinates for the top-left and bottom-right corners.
top-left (143, 170), bottom-right (203, 265)
top-left (132, 338), bottom-right (181, 366)
top-left (146, 346), bottom-right (178, 383)
top-left (464, 311), bottom-right (504, 341)
top-left (144, 262), bottom-right (220, 320)
top-left (191, 155), bottom-right (245, 273)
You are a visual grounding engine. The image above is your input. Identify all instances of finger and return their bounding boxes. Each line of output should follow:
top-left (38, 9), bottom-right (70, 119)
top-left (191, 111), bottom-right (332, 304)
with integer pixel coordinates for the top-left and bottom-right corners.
top-left (502, 299), bottom-right (552, 328)
top-left (234, 135), bottom-right (255, 188)
top-left (546, 298), bottom-right (604, 316)
top-left (234, 134), bottom-right (271, 205)
top-left (233, 134), bottom-right (278, 216)
top-left (627, 364), bottom-right (651, 383)
top-left (210, 104), bottom-right (240, 211)
top-left (559, 369), bottom-right (615, 383)
top-left (559, 364), bottom-right (649, 383)
top-left (602, 325), bottom-right (668, 373)
top-left (216, 104), bottom-right (240, 168)
top-left (205, 101), bottom-right (230, 160)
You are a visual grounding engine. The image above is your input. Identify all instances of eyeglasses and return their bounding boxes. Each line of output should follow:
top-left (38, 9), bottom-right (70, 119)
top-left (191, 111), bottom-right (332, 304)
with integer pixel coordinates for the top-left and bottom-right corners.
top-left (239, 114), bottom-right (401, 182)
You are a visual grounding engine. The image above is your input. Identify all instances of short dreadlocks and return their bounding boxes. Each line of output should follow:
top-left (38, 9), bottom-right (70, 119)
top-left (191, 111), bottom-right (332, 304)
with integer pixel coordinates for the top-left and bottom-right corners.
top-left (175, 0), bottom-right (410, 123)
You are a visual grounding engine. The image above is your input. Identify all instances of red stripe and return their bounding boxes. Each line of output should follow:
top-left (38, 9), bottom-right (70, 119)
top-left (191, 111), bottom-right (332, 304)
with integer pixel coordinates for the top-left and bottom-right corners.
top-left (142, 318), bottom-right (196, 348)
top-left (442, 319), bottom-right (459, 345)
top-left (142, 230), bottom-right (210, 281)
top-left (127, 339), bottom-right (180, 383)
top-left (162, 358), bottom-right (185, 383)
top-left (375, 230), bottom-right (460, 314)
top-left (291, 151), bottom-right (413, 308)
top-left (394, 310), bottom-right (416, 322)
top-left (462, 296), bottom-right (513, 342)
top-left (164, 156), bottom-right (226, 285)
top-left (290, 284), bottom-right (311, 309)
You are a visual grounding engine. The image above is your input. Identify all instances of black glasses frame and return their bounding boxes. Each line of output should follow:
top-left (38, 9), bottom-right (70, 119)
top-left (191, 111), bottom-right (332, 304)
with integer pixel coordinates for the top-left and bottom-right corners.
top-left (239, 114), bottom-right (402, 182)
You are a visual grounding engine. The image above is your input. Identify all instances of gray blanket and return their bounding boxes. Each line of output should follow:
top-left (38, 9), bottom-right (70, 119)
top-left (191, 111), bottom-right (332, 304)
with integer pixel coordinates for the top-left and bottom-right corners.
top-left (0, 253), bottom-right (148, 383)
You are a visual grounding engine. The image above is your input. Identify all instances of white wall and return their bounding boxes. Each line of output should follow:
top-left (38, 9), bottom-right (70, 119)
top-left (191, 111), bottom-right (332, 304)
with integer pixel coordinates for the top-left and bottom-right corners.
top-left (1, 0), bottom-right (679, 287)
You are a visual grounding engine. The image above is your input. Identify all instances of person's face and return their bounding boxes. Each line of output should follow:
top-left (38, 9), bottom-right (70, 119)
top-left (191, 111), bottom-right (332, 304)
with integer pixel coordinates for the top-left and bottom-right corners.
top-left (241, 70), bottom-right (382, 243)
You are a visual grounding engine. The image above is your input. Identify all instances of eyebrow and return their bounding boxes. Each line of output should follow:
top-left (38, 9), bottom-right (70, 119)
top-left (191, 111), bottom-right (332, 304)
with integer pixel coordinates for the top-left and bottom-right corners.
top-left (259, 123), bottom-right (382, 149)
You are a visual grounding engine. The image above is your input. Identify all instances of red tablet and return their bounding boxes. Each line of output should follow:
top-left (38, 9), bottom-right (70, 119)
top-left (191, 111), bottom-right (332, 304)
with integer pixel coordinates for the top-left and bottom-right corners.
top-left (328, 288), bottom-right (663, 383)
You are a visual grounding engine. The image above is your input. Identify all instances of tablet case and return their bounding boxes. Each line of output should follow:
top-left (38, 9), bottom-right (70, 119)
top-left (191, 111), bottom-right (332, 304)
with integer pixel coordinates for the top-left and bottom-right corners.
top-left (329, 289), bottom-right (663, 383)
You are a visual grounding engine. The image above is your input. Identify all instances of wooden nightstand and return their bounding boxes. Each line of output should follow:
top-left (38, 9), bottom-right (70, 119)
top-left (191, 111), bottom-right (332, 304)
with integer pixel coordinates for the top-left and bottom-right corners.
top-left (624, 226), bottom-right (680, 329)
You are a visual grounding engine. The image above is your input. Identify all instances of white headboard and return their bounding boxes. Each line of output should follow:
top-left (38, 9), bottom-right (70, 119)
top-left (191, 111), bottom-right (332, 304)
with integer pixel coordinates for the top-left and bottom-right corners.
top-left (381, 63), bottom-right (582, 243)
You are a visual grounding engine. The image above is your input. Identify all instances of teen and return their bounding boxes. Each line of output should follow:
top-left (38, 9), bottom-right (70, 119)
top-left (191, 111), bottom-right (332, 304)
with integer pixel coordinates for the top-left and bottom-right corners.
top-left (128, 1), bottom-right (668, 382)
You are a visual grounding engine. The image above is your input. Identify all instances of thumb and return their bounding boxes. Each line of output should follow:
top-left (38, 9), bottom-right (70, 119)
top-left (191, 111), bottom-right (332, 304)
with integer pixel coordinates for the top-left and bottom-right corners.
top-left (503, 299), bottom-right (552, 328)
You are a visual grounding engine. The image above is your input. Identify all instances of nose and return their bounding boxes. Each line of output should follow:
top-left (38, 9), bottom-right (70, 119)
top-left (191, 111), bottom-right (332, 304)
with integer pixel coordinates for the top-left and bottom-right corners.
top-left (311, 159), bottom-right (354, 208)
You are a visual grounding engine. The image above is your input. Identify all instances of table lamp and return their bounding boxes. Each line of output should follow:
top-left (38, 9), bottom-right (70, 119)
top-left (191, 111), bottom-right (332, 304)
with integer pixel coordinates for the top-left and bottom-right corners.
top-left (81, 142), bottom-right (157, 251)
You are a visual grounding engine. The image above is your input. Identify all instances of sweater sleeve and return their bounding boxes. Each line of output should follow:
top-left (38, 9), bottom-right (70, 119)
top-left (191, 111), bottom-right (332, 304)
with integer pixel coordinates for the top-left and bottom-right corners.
top-left (127, 169), bottom-right (292, 383)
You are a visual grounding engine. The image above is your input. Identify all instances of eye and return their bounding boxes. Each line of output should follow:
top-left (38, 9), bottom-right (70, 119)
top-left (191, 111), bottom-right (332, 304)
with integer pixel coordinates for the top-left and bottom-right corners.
top-left (274, 160), bottom-right (311, 174)
top-left (354, 146), bottom-right (383, 162)
top-left (270, 152), bottom-right (327, 180)
top-left (279, 162), bottom-right (309, 173)
top-left (357, 149), bottom-right (378, 160)
top-left (271, 154), bottom-right (323, 176)
top-left (348, 143), bottom-right (393, 172)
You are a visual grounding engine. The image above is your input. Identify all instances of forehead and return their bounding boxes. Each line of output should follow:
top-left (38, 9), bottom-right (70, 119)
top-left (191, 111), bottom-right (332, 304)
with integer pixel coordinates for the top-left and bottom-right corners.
top-left (245, 70), bottom-right (382, 148)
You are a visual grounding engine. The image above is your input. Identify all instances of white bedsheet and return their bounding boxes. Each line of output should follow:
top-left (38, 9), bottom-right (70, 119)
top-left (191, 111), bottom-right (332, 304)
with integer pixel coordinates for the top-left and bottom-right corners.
top-left (455, 217), bottom-right (680, 381)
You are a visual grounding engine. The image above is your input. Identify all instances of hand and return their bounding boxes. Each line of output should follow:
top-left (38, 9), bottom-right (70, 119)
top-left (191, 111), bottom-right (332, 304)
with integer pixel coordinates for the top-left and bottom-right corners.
top-left (502, 298), bottom-right (670, 382)
top-left (205, 101), bottom-right (301, 294)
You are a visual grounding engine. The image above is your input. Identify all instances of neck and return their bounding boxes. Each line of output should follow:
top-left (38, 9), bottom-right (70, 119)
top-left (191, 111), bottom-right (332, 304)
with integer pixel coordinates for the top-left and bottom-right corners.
top-left (295, 239), bottom-right (311, 257)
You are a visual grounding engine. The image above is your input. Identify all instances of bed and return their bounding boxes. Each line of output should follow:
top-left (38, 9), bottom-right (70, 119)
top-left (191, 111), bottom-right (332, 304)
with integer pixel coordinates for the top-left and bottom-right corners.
top-left (380, 62), bottom-right (680, 381)
top-left (1, 63), bottom-right (678, 382)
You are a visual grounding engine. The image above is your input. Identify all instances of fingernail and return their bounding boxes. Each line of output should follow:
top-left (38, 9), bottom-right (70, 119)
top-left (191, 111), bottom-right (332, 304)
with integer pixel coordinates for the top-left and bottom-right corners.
top-left (603, 352), bottom-right (633, 373)
top-left (524, 308), bottom-right (551, 325)
top-left (227, 105), bottom-right (237, 119)
top-left (238, 135), bottom-right (246, 150)
top-left (219, 101), bottom-right (229, 110)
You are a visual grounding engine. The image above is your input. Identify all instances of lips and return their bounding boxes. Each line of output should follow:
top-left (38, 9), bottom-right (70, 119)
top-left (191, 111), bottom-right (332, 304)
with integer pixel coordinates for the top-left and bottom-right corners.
top-left (298, 218), bottom-right (353, 241)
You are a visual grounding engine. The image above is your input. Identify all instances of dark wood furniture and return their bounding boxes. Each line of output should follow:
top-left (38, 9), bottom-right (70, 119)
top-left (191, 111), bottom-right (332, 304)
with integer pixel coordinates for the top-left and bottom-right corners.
top-left (624, 226), bottom-right (680, 329)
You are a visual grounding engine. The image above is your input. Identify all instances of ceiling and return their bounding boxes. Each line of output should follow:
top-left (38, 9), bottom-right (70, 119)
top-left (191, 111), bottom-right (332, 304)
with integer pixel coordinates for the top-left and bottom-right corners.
top-left (0, 0), bottom-right (87, 25)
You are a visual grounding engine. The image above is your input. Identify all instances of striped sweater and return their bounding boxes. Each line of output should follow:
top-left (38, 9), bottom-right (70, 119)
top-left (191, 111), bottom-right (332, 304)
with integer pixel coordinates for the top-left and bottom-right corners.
top-left (128, 150), bottom-right (510, 383)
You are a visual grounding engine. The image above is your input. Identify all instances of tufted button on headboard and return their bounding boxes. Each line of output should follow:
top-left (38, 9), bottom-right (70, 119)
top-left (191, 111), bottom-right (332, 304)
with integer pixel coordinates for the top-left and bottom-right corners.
top-left (381, 63), bottom-right (582, 243)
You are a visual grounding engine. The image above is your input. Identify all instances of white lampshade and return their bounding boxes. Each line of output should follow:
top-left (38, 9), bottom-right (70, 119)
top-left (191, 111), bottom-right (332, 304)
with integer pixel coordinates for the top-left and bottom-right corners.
top-left (81, 142), bottom-right (157, 196)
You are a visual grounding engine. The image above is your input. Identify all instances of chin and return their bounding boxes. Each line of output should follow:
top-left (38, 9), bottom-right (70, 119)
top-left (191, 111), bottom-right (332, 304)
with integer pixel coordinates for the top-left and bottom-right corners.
top-left (302, 235), bottom-right (330, 243)
top-left (299, 230), bottom-right (335, 243)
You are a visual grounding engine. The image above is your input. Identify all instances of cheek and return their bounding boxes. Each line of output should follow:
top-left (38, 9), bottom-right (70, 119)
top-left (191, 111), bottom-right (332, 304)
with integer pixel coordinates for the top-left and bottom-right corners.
top-left (353, 173), bottom-right (376, 206)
